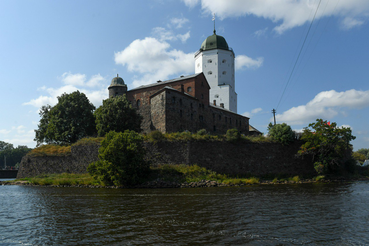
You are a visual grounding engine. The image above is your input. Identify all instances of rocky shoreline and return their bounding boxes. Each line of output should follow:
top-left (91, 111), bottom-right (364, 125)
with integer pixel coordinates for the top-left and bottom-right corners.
top-left (2, 177), bottom-right (368, 189)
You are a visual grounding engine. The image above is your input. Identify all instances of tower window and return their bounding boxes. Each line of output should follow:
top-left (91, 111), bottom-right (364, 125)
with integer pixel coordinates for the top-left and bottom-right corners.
top-left (208, 71), bottom-right (212, 75)
top-left (214, 94), bottom-right (219, 98)
top-left (207, 59), bottom-right (212, 63)
top-left (136, 99), bottom-right (141, 109)
top-left (222, 59), bottom-right (226, 63)
top-left (222, 71), bottom-right (226, 75)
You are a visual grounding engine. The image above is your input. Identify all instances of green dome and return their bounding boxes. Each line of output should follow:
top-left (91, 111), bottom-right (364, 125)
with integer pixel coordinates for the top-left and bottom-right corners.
top-left (200, 31), bottom-right (229, 51)
top-left (110, 74), bottom-right (126, 87)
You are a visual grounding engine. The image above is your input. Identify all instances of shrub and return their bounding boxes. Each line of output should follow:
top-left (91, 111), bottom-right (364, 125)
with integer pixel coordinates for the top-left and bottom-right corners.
top-left (148, 130), bottom-right (164, 142)
top-left (226, 128), bottom-right (241, 142)
top-left (267, 123), bottom-right (295, 145)
top-left (88, 130), bottom-right (150, 186)
top-left (29, 144), bottom-right (71, 156)
top-left (197, 129), bottom-right (207, 135)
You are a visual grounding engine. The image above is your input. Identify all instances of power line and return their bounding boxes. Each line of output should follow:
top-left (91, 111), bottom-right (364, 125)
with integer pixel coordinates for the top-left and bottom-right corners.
top-left (276, 0), bottom-right (322, 110)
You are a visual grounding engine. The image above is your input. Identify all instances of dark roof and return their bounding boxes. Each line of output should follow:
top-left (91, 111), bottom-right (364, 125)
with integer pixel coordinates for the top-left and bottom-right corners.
top-left (109, 75), bottom-right (126, 88)
top-left (200, 31), bottom-right (229, 51)
top-left (129, 73), bottom-right (203, 91)
top-left (209, 104), bottom-right (249, 119)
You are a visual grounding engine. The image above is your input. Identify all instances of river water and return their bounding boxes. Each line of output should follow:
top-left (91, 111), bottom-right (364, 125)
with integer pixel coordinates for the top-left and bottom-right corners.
top-left (1, 182), bottom-right (369, 245)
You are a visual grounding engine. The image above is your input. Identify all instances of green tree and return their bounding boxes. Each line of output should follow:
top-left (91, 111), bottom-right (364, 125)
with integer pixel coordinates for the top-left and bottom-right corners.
top-left (267, 123), bottom-right (295, 145)
top-left (0, 144), bottom-right (31, 168)
top-left (298, 119), bottom-right (356, 174)
top-left (88, 130), bottom-right (149, 186)
top-left (356, 148), bottom-right (369, 159)
top-left (94, 95), bottom-right (142, 137)
top-left (0, 141), bottom-right (13, 151)
top-left (226, 128), bottom-right (241, 142)
top-left (352, 152), bottom-right (366, 164)
top-left (34, 91), bottom-right (96, 145)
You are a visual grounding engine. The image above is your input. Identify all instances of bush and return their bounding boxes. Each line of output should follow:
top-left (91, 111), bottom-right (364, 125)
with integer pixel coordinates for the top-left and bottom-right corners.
top-left (88, 130), bottom-right (150, 186)
top-left (226, 128), bottom-right (240, 142)
top-left (147, 130), bottom-right (165, 142)
top-left (267, 123), bottom-right (295, 145)
top-left (197, 129), bottom-right (207, 135)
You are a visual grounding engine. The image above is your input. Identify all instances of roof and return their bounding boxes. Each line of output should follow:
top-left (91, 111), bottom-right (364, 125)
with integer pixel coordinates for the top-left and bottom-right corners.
top-left (109, 74), bottom-right (126, 88)
top-left (200, 31), bottom-right (229, 51)
top-left (209, 104), bottom-right (249, 119)
top-left (249, 125), bottom-right (262, 134)
top-left (129, 73), bottom-right (203, 91)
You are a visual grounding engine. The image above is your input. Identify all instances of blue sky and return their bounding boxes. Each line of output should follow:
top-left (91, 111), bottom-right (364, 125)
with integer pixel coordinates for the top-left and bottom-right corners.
top-left (1, 0), bottom-right (368, 150)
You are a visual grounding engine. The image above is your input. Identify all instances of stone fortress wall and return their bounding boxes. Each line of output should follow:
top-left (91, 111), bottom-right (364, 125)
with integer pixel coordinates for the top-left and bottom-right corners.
top-left (17, 141), bottom-right (315, 179)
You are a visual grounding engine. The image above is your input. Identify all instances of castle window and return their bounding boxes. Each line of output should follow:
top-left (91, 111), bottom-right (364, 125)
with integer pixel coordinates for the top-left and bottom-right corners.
top-left (187, 87), bottom-right (192, 92)
top-left (191, 113), bottom-right (193, 120)
top-left (190, 103), bottom-right (193, 109)
top-left (213, 113), bottom-right (215, 119)
top-left (236, 119), bottom-right (238, 126)
top-left (180, 110), bottom-right (183, 117)
top-left (214, 94), bottom-right (219, 98)
top-left (201, 94), bottom-right (204, 99)
top-left (222, 71), bottom-right (226, 75)
top-left (208, 71), bottom-right (212, 75)
top-left (179, 99), bottom-right (182, 106)
top-left (136, 99), bottom-right (141, 109)
top-left (222, 59), bottom-right (226, 63)
top-left (225, 117), bottom-right (227, 123)
top-left (207, 59), bottom-right (212, 63)
top-left (172, 97), bottom-right (176, 103)
top-left (230, 118), bottom-right (232, 124)
top-left (213, 125), bottom-right (216, 132)
top-left (199, 115), bottom-right (204, 122)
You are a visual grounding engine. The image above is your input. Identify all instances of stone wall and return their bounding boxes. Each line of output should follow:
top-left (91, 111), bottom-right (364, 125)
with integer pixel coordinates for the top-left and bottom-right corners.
top-left (17, 140), bottom-right (315, 179)
top-left (16, 144), bottom-right (100, 179)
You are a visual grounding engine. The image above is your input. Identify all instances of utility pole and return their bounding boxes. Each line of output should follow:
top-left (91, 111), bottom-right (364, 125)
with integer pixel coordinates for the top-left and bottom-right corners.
top-left (272, 109), bottom-right (276, 126)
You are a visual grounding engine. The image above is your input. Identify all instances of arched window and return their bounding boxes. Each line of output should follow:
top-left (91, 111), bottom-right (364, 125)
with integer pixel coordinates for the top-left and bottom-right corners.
top-left (208, 71), bottom-right (212, 75)
top-left (214, 94), bottom-right (219, 98)
top-left (187, 87), bottom-right (192, 92)
top-left (136, 99), bottom-right (141, 109)
top-left (207, 59), bottom-right (212, 63)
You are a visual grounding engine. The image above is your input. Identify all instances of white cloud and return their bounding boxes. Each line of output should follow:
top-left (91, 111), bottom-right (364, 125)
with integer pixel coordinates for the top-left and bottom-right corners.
top-left (170, 17), bottom-right (189, 29)
top-left (23, 73), bottom-right (109, 109)
top-left (235, 55), bottom-right (263, 70)
top-left (254, 27), bottom-right (268, 37)
top-left (0, 129), bottom-right (11, 135)
top-left (243, 107), bottom-right (263, 118)
top-left (153, 27), bottom-right (191, 43)
top-left (182, 0), bottom-right (200, 8)
top-left (183, 0), bottom-right (369, 33)
top-left (178, 31), bottom-right (191, 43)
top-left (341, 17), bottom-right (364, 29)
top-left (115, 37), bottom-right (194, 87)
top-left (277, 89), bottom-right (369, 125)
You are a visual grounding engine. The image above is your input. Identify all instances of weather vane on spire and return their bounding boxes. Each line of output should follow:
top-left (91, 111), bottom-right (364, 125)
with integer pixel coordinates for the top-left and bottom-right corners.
top-left (212, 13), bottom-right (216, 34)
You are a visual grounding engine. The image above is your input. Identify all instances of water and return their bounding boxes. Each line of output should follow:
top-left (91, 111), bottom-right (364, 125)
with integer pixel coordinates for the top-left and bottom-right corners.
top-left (1, 182), bottom-right (369, 245)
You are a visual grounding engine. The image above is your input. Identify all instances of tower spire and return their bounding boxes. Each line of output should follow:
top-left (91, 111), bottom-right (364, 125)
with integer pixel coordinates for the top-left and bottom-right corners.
top-left (212, 13), bottom-right (216, 34)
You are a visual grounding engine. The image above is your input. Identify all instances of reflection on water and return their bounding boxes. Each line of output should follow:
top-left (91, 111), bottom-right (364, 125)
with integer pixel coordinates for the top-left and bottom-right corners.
top-left (1, 182), bottom-right (369, 245)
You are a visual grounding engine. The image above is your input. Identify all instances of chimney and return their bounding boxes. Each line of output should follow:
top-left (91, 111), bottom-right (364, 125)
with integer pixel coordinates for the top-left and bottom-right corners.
top-left (213, 100), bottom-right (216, 106)
top-left (220, 103), bottom-right (224, 108)
top-left (181, 84), bottom-right (184, 93)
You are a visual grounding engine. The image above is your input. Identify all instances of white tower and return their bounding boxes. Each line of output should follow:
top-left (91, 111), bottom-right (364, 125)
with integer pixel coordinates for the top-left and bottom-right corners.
top-left (194, 30), bottom-right (237, 112)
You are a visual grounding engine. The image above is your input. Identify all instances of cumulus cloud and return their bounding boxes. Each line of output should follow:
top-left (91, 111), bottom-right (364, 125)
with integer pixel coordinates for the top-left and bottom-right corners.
top-left (183, 0), bottom-right (369, 33)
top-left (254, 27), bottom-right (268, 38)
top-left (0, 129), bottom-right (11, 135)
top-left (23, 73), bottom-right (109, 108)
top-left (115, 37), bottom-right (194, 87)
top-left (235, 55), bottom-right (263, 70)
top-left (243, 107), bottom-right (263, 118)
top-left (277, 89), bottom-right (369, 125)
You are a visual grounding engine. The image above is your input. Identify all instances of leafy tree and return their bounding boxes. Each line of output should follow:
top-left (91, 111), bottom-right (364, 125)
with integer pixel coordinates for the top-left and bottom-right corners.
top-left (34, 91), bottom-right (96, 145)
top-left (298, 119), bottom-right (356, 174)
top-left (88, 130), bottom-right (150, 186)
top-left (226, 128), bottom-right (241, 142)
top-left (356, 148), bottom-right (369, 159)
top-left (94, 95), bottom-right (142, 137)
top-left (0, 144), bottom-right (32, 168)
top-left (0, 141), bottom-right (13, 151)
top-left (352, 152), bottom-right (366, 165)
top-left (267, 123), bottom-right (295, 145)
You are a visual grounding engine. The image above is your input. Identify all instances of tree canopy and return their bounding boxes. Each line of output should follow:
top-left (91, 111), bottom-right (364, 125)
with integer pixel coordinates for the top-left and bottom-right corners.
top-left (0, 141), bottom-right (32, 168)
top-left (34, 91), bottom-right (96, 145)
top-left (267, 122), bottom-right (295, 145)
top-left (356, 148), bottom-right (369, 159)
top-left (88, 130), bottom-right (150, 186)
top-left (298, 119), bottom-right (356, 174)
top-left (94, 95), bottom-right (142, 137)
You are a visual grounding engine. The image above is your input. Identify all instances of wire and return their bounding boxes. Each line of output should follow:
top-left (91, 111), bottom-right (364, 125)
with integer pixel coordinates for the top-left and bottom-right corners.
top-left (276, 0), bottom-right (322, 110)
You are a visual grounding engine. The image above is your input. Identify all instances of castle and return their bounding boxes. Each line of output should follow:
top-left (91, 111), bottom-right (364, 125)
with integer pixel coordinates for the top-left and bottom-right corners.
top-left (108, 30), bottom-right (255, 135)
